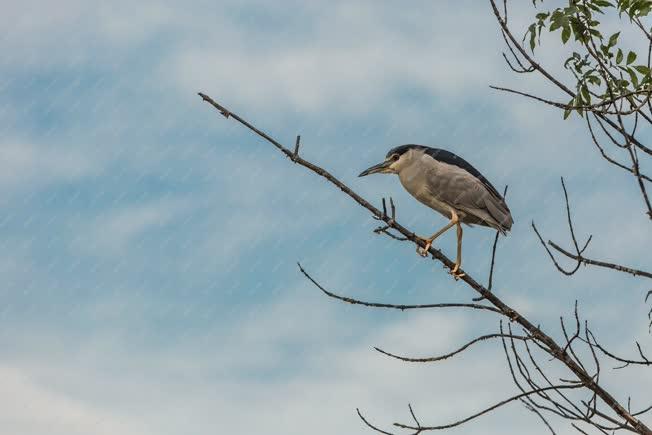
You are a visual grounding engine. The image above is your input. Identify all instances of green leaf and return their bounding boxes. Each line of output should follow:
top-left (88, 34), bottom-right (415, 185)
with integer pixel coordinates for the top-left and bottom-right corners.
top-left (562, 25), bottom-right (571, 43)
top-left (600, 44), bottom-right (610, 57)
top-left (593, 0), bottom-right (614, 6)
top-left (563, 107), bottom-right (572, 119)
top-left (574, 94), bottom-right (582, 103)
top-left (626, 67), bottom-right (640, 88)
top-left (634, 64), bottom-right (651, 75)
top-left (627, 51), bottom-right (637, 64)
top-left (527, 23), bottom-right (537, 51)
top-left (589, 28), bottom-right (603, 38)
top-left (563, 98), bottom-right (574, 119)
top-left (581, 84), bottom-right (591, 103)
top-left (616, 48), bottom-right (624, 63)
top-left (587, 75), bottom-right (602, 86)
top-left (608, 31), bottom-right (620, 46)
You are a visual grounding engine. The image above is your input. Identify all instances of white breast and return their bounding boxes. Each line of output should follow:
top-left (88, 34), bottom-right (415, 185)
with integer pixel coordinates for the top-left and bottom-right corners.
top-left (397, 158), bottom-right (453, 218)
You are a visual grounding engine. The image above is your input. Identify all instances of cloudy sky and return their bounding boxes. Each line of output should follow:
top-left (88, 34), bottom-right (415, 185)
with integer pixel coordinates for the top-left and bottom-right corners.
top-left (1, 1), bottom-right (651, 434)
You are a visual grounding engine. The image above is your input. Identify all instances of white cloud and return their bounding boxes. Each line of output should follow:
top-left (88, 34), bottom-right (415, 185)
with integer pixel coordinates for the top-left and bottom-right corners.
top-left (3, 286), bottom-right (648, 435)
top-left (73, 197), bottom-right (194, 255)
top-left (0, 0), bottom-right (175, 70)
top-left (0, 291), bottom-right (520, 434)
top-left (0, 365), bottom-right (145, 435)
top-left (0, 141), bottom-right (98, 202)
top-left (165, 2), bottom-right (507, 114)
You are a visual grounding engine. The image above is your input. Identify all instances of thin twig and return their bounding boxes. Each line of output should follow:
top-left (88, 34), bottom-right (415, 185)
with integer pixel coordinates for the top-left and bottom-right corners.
top-left (374, 333), bottom-right (530, 363)
top-left (475, 185), bottom-right (508, 302)
top-left (488, 186), bottom-right (509, 291)
top-left (586, 116), bottom-right (652, 183)
top-left (393, 385), bottom-right (583, 431)
top-left (292, 135), bottom-right (301, 162)
top-left (357, 409), bottom-right (397, 435)
top-left (297, 263), bottom-right (500, 313)
top-left (548, 243), bottom-right (652, 280)
top-left (584, 330), bottom-right (652, 368)
top-left (521, 398), bottom-right (558, 435)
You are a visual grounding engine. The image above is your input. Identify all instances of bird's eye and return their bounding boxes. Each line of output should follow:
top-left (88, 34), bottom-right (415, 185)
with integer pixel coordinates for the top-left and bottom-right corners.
top-left (391, 154), bottom-right (400, 161)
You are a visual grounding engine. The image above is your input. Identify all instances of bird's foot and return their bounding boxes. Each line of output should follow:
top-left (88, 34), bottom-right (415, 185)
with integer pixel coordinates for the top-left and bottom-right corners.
top-left (449, 264), bottom-right (466, 280)
top-left (417, 239), bottom-right (432, 257)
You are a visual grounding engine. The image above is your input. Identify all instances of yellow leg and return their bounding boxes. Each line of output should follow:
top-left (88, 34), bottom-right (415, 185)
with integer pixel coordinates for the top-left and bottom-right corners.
top-left (418, 210), bottom-right (459, 257)
top-left (450, 222), bottom-right (466, 279)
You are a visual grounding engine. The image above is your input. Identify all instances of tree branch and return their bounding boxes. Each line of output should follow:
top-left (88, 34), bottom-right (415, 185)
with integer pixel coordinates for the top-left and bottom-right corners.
top-left (393, 385), bottom-right (583, 432)
top-left (297, 262), bottom-right (501, 314)
top-left (374, 333), bottom-right (530, 363)
top-left (548, 242), bottom-right (652, 280)
top-left (199, 93), bottom-right (652, 435)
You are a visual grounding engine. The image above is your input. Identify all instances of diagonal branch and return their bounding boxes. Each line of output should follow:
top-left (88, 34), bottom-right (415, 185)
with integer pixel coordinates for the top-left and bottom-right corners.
top-left (200, 93), bottom-right (652, 435)
top-left (521, 398), bottom-right (558, 435)
top-left (586, 115), bottom-right (652, 184)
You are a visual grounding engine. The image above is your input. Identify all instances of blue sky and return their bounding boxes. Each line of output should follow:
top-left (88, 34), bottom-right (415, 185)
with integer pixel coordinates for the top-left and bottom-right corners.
top-left (1, 1), bottom-right (651, 434)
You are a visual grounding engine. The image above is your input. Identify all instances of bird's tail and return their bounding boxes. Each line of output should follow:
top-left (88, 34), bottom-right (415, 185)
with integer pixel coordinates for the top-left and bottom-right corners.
top-left (485, 197), bottom-right (513, 233)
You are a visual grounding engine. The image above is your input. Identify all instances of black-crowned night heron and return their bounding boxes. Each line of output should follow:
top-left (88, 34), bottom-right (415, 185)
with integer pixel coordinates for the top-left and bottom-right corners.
top-left (359, 144), bottom-right (513, 277)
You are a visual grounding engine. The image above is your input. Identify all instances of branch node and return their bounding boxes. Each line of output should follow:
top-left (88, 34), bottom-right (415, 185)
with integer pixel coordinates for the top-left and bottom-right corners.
top-left (292, 135), bottom-right (301, 162)
top-left (198, 92), bottom-right (230, 118)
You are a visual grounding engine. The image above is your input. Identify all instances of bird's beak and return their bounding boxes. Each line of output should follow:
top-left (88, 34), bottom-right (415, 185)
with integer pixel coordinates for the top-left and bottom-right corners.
top-left (358, 160), bottom-right (392, 177)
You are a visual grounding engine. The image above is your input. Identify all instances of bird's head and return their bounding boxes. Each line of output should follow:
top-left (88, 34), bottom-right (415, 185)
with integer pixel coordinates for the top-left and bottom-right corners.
top-left (358, 145), bottom-right (414, 177)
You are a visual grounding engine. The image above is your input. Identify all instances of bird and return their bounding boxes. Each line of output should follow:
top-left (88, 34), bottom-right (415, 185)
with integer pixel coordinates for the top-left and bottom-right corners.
top-left (358, 144), bottom-right (513, 278)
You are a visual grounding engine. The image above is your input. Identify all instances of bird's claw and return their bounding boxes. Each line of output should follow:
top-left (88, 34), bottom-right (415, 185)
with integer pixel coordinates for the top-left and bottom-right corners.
top-left (449, 264), bottom-right (465, 280)
top-left (417, 239), bottom-right (432, 257)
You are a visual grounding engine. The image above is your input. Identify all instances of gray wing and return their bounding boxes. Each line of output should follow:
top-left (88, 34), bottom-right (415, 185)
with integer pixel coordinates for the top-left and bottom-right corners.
top-left (422, 155), bottom-right (513, 233)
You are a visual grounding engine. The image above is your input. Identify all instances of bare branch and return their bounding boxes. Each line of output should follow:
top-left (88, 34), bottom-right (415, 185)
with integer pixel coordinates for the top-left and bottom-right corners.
top-left (488, 186), bottom-right (509, 291)
top-left (374, 197), bottom-right (408, 241)
top-left (357, 408), bottom-right (397, 435)
top-left (629, 145), bottom-right (652, 219)
top-left (393, 385), bottom-right (583, 432)
top-left (572, 423), bottom-right (592, 435)
top-left (297, 262), bottom-right (500, 314)
top-left (200, 93), bottom-right (652, 435)
top-left (548, 242), bottom-right (652, 280)
top-left (585, 330), bottom-right (651, 368)
top-left (408, 404), bottom-right (421, 429)
top-left (292, 135), bottom-right (301, 162)
top-left (521, 399), bottom-right (557, 435)
top-left (474, 186), bottom-right (508, 303)
top-left (586, 115), bottom-right (652, 184)
top-left (374, 333), bottom-right (530, 363)
top-left (489, 85), bottom-right (652, 116)
top-left (533, 178), bottom-right (651, 280)
top-left (634, 404), bottom-right (652, 418)
top-left (532, 221), bottom-right (581, 276)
